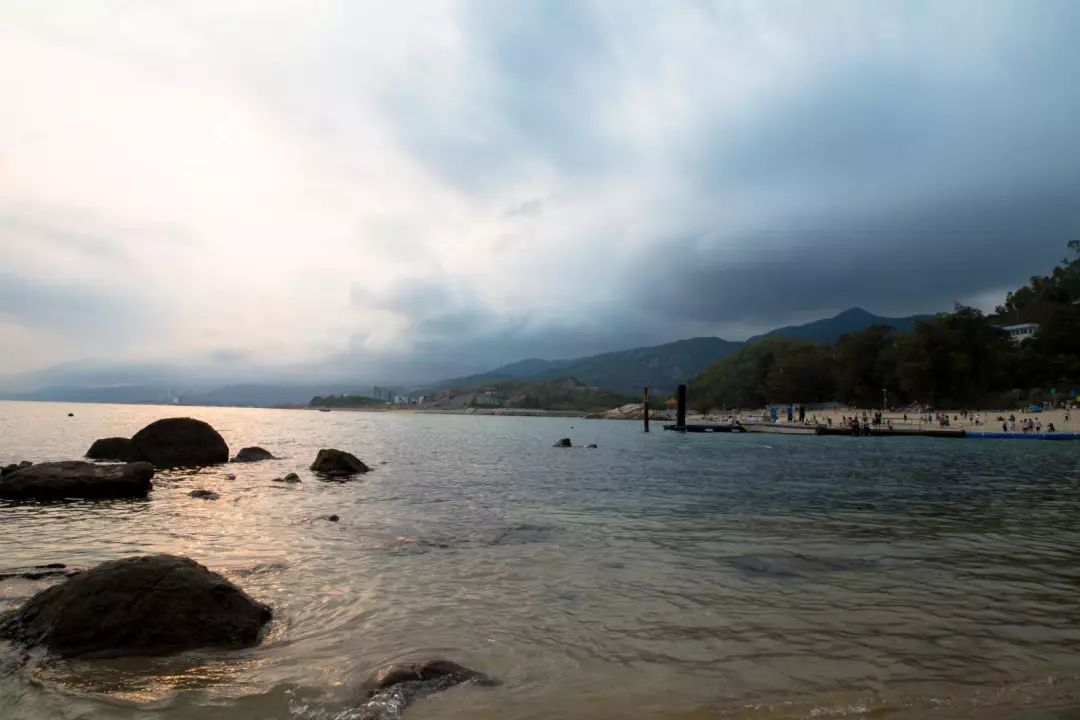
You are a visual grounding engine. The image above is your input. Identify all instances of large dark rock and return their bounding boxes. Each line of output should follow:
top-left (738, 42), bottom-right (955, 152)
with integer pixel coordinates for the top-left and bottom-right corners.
top-left (0, 461), bottom-right (153, 501)
top-left (232, 446), bottom-right (274, 463)
top-left (311, 449), bottom-right (370, 476)
top-left (86, 437), bottom-right (133, 461)
top-left (130, 418), bottom-right (229, 468)
top-left (553, 438), bottom-right (572, 448)
top-left (354, 658), bottom-right (495, 719)
top-left (0, 554), bottom-right (271, 658)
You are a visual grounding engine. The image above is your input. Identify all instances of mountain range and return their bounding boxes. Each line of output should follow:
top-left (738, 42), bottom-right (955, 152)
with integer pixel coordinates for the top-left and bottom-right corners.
top-left (431, 307), bottom-right (927, 395)
top-left (1, 307), bottom-right (927, 406)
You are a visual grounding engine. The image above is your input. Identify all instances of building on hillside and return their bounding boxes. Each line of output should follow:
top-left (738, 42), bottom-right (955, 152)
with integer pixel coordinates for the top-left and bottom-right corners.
top-left (999, 322), bottom-right (1039, 344)
top-left (473, 389), bottom-right (503, 406)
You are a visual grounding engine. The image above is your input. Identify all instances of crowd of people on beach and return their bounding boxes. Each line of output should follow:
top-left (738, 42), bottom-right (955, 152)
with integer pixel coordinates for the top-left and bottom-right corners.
top-left (758, 402), bottom-right (1075, 435)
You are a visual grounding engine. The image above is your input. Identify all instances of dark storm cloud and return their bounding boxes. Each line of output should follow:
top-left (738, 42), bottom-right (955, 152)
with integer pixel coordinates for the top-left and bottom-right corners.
top-left (370, 0), bottom-right (1080, 357)
top-left (634, 184), bottom-right (1080, 327)
top-left (628, 3), bottom-right (1080, 327)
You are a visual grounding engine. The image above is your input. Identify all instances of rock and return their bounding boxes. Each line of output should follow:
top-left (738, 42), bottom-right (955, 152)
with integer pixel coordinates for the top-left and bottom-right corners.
top-left (354, 659), bottom-right (495, 719)
top-left (232, 446), bottom-right (274, 463)
top-left (310, 449), bottom-right (370, 476)
top-left (189, 489), bottom-right (220, 500)
top-left (586, 443), bottom-right (598, 448)
top-left (271, 472), bottom-right (302, 484)
top-left (553, 438), bottom-right (572, 448)
top-left (226, 473), bottom-right (236, 480)
top-left (324, 514), bottom-right (340, 522)
top-left (86, 437), bottom-right (133, 461)
top-left (0, 554), bottom-right (271, 659)
top-left (0, 461), bottom-right (153, 501)
top-left (1, 461), bottom-right (32, 477)
top-left (129, 418), bottom-right (229, 468)
top-left (67, 413), bottom-right (74, 417)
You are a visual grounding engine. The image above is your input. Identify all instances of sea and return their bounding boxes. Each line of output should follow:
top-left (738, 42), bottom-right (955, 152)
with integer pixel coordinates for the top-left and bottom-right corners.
top-left (1, 400), bottom-right (1080, 719)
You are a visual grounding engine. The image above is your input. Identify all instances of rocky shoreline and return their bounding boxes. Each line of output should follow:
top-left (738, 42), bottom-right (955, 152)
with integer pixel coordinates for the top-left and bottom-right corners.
top-left (0, 415), bottom-right (493, 719)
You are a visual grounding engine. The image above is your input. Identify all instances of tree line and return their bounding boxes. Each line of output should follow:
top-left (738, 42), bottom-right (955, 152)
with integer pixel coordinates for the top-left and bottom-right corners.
top-left (691, 243), bottom-right (1080, 411)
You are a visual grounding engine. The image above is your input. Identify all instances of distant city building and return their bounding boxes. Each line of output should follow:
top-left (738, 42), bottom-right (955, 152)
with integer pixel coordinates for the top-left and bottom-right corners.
top-left (999, 322), bottom-right (1039, 344)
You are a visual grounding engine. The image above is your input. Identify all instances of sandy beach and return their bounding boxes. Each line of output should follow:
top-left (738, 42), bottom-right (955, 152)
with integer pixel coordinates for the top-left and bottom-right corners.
top-left (721, 405), bottom-right (1080, 433)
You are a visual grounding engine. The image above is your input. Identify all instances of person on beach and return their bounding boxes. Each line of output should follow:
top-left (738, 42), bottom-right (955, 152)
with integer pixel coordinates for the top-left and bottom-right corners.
top-left (1049, 422), bottom-right (1057, 432)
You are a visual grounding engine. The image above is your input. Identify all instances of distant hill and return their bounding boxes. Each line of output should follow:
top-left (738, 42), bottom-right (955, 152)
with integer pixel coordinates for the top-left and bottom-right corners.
top-left (8, 384), bottom-right (177, 404)
top-left (4, 307), bottom-right (936, 406)
top-left (180, 384), bottom-right (373, 407)
top-left (436, 337), bottom-right (742, 396)
top-left (433, 309), bottom-right (926, 395)
top-left (427, 377), bottom-right (636, 412)
top-left (750, 307), bottom-right (927, 344)
top-left (309, 394), bottom-right (385, 408)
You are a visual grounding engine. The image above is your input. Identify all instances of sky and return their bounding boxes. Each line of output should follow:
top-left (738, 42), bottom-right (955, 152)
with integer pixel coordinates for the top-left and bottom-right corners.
top-left (2, 0), bottom-right (1080, 385)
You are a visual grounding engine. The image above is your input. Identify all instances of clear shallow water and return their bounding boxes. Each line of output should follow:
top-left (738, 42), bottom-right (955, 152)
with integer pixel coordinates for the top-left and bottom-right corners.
top-left (2, 401), bottom-right (1080, 719)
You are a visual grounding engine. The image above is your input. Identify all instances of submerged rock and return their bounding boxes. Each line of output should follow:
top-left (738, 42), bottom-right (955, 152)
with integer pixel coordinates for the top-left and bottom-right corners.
top-left (0, 461), bottom-right (153, 501)
top-left (189, 489), bottom-right (220, 500)
top-left (0, 554), bottom-right (271, 658)
top-left (129, 418), bottom-right (229, 468)
top-left (311, 449), bottom-right (370, 477)
top-left (0, 563), bottom-right (74, 581)
top-left (552, 438), bottom-right (572, 448)
top-left (272, 472), bottom-right (302, 484)
top-left (232, 446), bottom-right (274, 463)
top-left (586, 443), bottom-right (598, 448)
top-left (354, 659), bottom-right (495, 719)
top-left (324, 514), bottom-right (340, 522)
top-left (86, 437), bottom-right (133, 461)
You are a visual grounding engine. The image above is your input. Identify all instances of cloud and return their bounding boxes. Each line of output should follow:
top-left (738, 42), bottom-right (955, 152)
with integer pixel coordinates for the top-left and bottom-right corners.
top-left (1, 0), bottom-right (1079, 386)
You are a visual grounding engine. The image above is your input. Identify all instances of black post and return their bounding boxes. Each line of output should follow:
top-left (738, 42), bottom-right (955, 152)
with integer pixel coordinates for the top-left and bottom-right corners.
top-left (643, 386), bottom-right (650, 433)
top-left (676, 384), bottom-right (687, 429)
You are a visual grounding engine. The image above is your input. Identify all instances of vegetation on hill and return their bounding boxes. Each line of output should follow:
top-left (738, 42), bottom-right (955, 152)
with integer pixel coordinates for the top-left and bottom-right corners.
top-left (309, 394), bottom-right (385, 408)
top-left (436, 311), bottom-right (924, 396)
top-left (691, 243), bottom-right (1080, 411)
top-left (431, 377), bottom-right (636, 412)
top-left (749, 307), bottom-right (926, 344)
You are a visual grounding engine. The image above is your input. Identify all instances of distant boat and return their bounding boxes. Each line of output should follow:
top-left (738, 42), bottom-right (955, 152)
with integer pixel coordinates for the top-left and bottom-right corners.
top-left (318, 408), bottom-right (331, 412)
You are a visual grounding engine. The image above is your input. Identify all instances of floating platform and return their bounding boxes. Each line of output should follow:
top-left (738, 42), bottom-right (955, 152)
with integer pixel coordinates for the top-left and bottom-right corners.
top-left (966, 431), bottom-right (1080, 441)
top-left (663, 423), bottom-right (747, 433)
top-left (741, 423), bottom-right (820, 435)
top-left (817, 426), bottom-right (966, 439)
